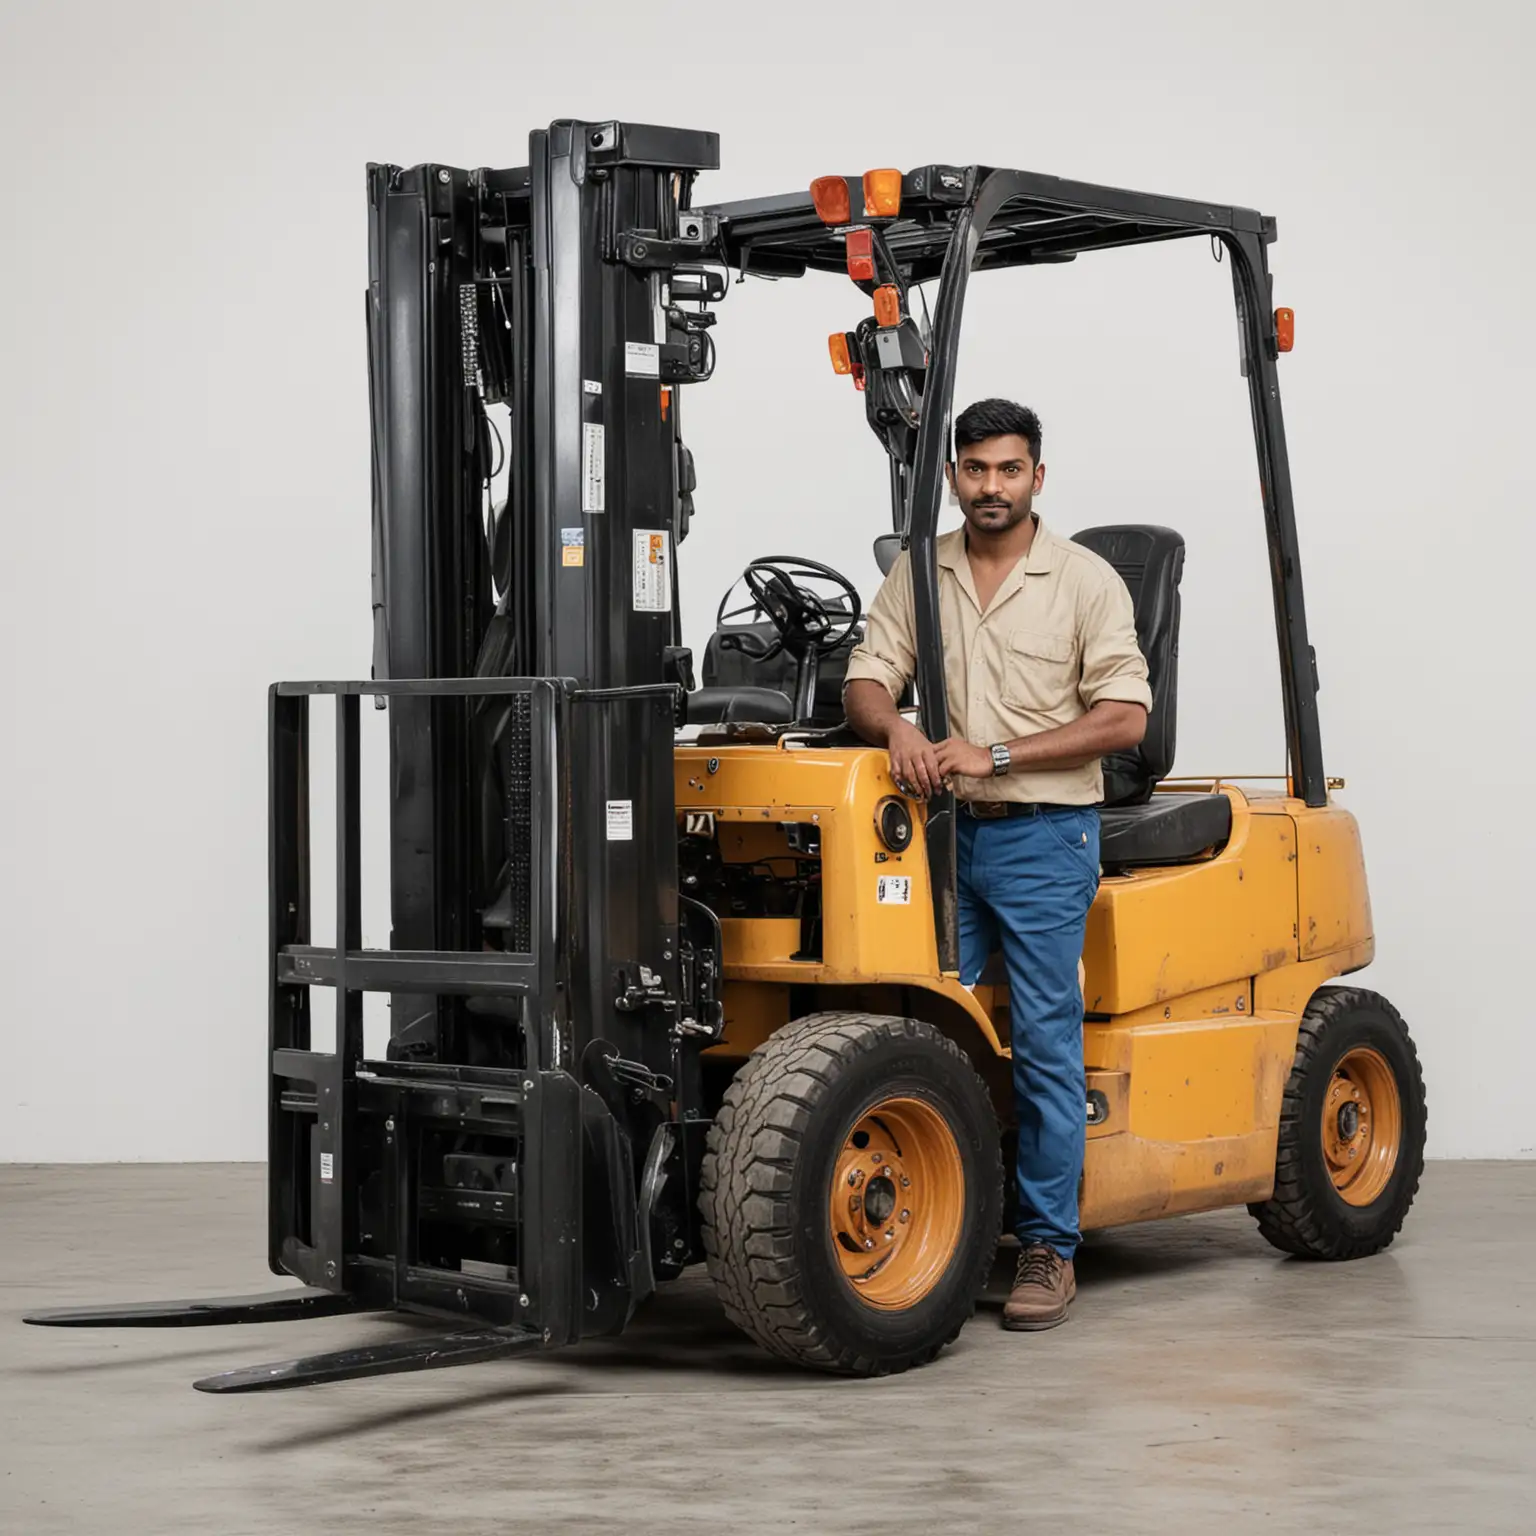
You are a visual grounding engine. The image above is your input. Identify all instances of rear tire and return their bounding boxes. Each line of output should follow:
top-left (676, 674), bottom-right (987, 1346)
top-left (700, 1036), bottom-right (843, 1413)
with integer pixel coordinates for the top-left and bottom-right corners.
top-left (1250, 986), bottom-right (1426, 1259)
top-left (700, 1012), bottom-right (1002, 1375)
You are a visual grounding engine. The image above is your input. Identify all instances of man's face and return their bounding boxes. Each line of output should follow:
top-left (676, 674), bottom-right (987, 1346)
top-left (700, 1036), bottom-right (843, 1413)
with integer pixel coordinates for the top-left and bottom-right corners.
top-left (947, 433), bottom-right (1045, 535)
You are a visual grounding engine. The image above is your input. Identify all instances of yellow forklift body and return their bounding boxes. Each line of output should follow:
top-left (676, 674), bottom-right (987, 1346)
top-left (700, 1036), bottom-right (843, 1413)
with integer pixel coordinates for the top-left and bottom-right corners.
top-left (676, 744), bottom-right (1375, 1230)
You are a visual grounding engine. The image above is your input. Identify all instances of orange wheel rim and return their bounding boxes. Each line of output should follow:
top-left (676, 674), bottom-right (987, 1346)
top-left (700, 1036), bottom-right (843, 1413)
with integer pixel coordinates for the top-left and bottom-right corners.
top-left (1321, 1046), bottom-right (1403, 1207)
top-left (828, 1096), bottom-right (965, 1310)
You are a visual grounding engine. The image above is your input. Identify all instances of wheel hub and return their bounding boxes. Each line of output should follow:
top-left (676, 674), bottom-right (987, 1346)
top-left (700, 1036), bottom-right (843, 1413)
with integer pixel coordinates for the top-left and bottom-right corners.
top-left (1321, 1046), bottom-right (1404, 1207)
top-left (829, 1097), bottom-right (963, 1310)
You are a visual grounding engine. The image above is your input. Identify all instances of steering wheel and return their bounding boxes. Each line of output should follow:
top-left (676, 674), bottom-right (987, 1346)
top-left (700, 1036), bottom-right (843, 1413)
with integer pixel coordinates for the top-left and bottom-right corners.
top-left (715, 557), bottom-right (863, 663)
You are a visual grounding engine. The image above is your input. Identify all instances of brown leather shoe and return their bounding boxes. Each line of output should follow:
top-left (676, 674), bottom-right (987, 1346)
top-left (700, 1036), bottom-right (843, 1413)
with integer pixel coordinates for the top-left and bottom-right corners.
top-left (1002, 1243), bottom-right (1076, 1331)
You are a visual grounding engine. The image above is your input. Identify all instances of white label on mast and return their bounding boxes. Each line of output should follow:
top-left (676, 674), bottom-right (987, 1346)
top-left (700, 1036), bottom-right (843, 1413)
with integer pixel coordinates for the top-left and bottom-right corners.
top-left (582, 422), bottom-right (605, 512)
top-left (625, 341), bottom-right (661, 377)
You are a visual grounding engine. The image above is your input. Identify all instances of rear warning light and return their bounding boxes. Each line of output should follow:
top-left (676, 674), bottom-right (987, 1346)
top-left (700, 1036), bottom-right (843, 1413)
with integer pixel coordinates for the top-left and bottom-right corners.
top-left (846, 227), bottom-right (875, 283)
top-left (862, 168), bottom-right (902, 219)
top-left (873, 284), bottom-right (901, 328)
top-left (1275, 307), bottom-right (1295, 352)
top-left (851, 362), bottom-right (867, 391)
top-left (811, 175), bottom-right (851, 226)
top-left (828, 332), bottom-right (853, 375)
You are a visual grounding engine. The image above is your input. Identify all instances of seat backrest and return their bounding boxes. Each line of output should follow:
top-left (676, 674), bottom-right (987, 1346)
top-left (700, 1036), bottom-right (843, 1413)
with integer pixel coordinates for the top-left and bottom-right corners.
top-left (1070, 524), bottom-right (1185, 807)
top-left (701, 613), bottom-right (862, 727)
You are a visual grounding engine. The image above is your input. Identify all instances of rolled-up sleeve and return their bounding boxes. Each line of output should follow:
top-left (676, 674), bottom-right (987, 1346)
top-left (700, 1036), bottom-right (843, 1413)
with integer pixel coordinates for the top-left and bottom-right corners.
top-left (1077, 572), bottom-right (1153, 711)
top-left (843, 553), bottom-right (918, 703)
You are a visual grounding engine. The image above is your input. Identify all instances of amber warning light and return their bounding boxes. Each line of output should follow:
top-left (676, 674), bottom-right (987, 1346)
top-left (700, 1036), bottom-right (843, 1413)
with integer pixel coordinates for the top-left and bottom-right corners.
top-left (845, 228), bottom-right (875, 283)
top-left (873, 285), bottom-right (901, 328)
top-left (1275, 308), bottom-right (1295, 353)
top-left (811, 175), bottom-right (851, 226)
top-left (862, 168), bottom-right (902, 219)
top-left (828, 333), bottom-right (853, 375)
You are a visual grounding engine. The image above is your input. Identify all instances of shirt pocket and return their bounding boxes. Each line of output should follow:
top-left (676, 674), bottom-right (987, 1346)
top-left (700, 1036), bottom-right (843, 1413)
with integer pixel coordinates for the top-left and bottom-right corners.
top-left (1001, 629), bottom-right (1078, 714)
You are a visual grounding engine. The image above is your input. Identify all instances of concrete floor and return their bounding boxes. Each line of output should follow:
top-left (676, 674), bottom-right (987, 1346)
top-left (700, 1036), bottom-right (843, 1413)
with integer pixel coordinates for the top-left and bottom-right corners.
top-left (2, 1164), bottom-right (1532, 1535)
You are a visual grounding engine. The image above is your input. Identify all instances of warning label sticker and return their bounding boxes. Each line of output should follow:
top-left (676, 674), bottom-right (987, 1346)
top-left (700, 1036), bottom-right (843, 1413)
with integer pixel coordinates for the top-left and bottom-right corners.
top-left (582, 378), bottom-right (602, 396)
top-left (320, 1151), bottom-right (334, 1183)
top-left (625, 341), bottom-right (661, 378)
top-left (561, 528), bottom-right (585, 568)
top-left (582, 422), bottom-right (605, 513)
top-left (632, 529), bottom-right (672, 612)
top-left (876, 876), bottom-right (912, 905)
top-left (606, 800), bottom-right (634, 841)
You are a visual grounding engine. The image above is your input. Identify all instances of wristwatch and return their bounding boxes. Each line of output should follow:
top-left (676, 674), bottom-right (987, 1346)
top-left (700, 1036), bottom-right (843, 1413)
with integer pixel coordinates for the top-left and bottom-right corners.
top-left (989, 742), bottom-right (1012, 777)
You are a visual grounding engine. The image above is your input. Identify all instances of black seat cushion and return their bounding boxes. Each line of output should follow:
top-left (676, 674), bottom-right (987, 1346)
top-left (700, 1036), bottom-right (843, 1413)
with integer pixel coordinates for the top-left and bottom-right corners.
top-left (1070, 525), bottom-right (1185, 808)
top-left (686, 684), bottom-right (794, 725)
top-left (1099, 792), bottom-right (1231, 868)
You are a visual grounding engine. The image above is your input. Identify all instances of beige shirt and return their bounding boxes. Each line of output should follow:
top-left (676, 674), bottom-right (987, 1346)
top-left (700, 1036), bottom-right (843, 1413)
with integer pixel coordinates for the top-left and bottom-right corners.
top-left (844, 519), bottom-right (1153, 806)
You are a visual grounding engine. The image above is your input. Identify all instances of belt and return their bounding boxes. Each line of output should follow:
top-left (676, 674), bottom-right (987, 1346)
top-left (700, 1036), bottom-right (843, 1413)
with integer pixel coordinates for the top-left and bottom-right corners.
top-left (958, 800), bottom-right (1078, 820)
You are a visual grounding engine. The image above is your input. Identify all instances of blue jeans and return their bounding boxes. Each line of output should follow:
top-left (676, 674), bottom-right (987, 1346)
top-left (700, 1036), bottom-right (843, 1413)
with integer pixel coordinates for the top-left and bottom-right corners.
top-left (957, 806), bottom-right (1101, 1260)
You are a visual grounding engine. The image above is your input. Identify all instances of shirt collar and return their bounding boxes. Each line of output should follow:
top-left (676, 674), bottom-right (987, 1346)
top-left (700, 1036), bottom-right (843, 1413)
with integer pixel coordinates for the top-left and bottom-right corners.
top-left (936, 516), bottom-right (1055, 612)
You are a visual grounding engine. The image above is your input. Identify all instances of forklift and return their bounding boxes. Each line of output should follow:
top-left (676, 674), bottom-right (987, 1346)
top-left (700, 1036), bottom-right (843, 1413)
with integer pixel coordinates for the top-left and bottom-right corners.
top-left (27, 119), bottom-right (1427, 1389)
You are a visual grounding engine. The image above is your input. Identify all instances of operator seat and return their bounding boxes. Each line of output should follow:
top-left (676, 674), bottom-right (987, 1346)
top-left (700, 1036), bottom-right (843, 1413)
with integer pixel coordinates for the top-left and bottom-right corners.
top-left (1069, 524), bottom-right (1231, 867)
top-left (689, 606), bottom-right (862, 727)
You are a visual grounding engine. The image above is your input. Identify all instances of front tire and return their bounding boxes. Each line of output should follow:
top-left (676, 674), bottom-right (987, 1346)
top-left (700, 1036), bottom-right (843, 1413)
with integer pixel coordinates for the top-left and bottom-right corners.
top-left (1250, 986), bottom-right (1427, 1259)
top-left (700, 1012), bottom-right (1003, 1375)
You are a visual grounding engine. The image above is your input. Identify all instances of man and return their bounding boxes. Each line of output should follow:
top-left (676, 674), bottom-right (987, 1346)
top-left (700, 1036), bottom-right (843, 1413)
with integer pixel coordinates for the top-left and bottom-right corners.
top-left (843, 399), bottom-right (1151, 1330)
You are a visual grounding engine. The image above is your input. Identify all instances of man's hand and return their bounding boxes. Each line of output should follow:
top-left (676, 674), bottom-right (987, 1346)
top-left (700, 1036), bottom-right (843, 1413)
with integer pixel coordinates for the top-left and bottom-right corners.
top-left (933, 737), bottom-right (994, 782)
top-left (887, 719), bottom-right (946, 799)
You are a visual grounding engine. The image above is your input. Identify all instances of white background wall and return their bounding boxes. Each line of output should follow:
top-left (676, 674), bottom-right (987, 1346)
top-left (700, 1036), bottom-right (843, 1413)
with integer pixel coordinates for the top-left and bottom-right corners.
top-left (2, 1), bottom-right (1531, 1160)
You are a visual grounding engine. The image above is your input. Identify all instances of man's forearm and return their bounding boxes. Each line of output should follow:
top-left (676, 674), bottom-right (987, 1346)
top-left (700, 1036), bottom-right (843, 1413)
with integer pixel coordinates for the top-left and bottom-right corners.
top-left (1003, 701), bottom-right (1146, 771)
top-left (844, 679), bottom-right (905, 748)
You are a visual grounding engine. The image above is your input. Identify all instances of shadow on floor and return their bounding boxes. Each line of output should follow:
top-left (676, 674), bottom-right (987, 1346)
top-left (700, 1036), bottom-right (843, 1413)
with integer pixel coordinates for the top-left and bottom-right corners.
top-left (250, 1379), bottom-right (573, 1455)
top-left (252, 1225), bottom-right (1266, 1444)
top-left (978, 1215), bottom-right (1263, 1308)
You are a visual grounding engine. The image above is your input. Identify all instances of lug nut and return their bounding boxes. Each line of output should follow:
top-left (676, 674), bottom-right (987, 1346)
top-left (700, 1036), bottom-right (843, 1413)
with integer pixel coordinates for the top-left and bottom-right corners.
top-left (900, 1209), bottom-right (910, 1223)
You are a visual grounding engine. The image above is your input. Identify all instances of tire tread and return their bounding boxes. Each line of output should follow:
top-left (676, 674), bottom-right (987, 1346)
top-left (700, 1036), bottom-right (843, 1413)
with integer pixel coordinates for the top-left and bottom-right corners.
top-left (1250, 985), bottom-right (1426, 1260)
top-left (700, 1011), bottom-right (1001, 1375)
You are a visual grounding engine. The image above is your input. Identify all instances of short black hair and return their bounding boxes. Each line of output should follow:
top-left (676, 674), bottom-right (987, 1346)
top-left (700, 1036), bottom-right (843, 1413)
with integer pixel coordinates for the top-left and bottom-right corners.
top-left (953, 399), bottom-right (1042, 465)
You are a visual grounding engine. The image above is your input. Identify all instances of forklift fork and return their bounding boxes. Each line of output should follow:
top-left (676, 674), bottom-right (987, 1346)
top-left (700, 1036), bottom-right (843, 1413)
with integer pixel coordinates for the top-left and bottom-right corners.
top-left (23, 1288), bottom-right (559, 1392)
top-left (23, 1287), bottom-right (368, 1329)
top-left (190, 1323), bottom-right (553, 1393)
